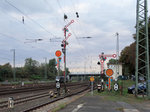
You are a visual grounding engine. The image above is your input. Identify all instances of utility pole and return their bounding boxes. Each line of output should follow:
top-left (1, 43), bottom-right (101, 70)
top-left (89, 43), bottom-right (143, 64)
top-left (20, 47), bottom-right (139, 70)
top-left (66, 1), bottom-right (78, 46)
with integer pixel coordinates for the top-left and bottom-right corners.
top-left (11, 49), bottom-right (16, 82)
top-left (135, 0), bottom-right (149, 98)
top-left (116, 32), bottom-right (119, 78)
top-left (84, 61), bottom-right (86, 74)
top-left (44, 57), bottom-right (47, 80)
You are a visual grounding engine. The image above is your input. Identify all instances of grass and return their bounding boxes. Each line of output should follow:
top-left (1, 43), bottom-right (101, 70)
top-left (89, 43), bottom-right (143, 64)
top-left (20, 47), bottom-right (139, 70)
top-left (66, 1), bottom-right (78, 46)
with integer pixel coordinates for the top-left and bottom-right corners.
top-left (115, 107), bottom-right (124, 112)
top-left (51, 103), bottom-right (67, 112)
top-left (96, 90), bottom-right (147, 103)
top-left (93, 80), bottom-right (149, 103)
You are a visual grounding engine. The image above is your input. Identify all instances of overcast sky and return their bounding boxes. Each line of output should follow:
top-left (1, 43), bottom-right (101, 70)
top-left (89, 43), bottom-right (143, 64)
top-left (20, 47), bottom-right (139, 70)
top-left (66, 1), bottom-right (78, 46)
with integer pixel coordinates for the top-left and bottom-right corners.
top-left (0, 0), bottom-right (149, 73)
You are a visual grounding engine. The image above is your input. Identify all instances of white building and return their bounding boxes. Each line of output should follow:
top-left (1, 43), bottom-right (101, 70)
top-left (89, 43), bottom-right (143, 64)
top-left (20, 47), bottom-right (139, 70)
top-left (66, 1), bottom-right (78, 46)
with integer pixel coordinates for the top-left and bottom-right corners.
top-left (107, 63), bottom-right (122, 79)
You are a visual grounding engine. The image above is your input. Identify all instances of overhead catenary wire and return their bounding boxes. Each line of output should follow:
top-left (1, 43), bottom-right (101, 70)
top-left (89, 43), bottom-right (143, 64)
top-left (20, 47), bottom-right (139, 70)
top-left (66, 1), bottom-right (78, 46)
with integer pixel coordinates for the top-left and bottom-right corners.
top-left (0, 6), bottom-right (46, 40)
top-left (0, 56), bottom-right (11, 61)
top-left (56, 0), bottom-right (83, 49)
top-left (1, 0), bottom-right (91, 70)
top-left (56, 0), bottom-right (84, 48)
top-left (44, 0), bottom-right (65, 28)
top-left (56, 0), bottom-right (92, 70)
top-left (0, 1), bottom-right (63, 60)
top-left (57, 0), bottom-right (93, 68)
top-left (5, 0), bottom-right (58, 38)
top-left (0, 32), bottom-right (51, 55)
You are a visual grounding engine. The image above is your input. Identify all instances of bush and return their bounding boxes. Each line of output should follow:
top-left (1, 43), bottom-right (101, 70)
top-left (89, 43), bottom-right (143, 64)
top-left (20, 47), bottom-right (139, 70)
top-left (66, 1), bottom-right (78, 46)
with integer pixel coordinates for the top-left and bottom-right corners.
top-left (0, 76), bottom-right (4, 81)
top-left (29, 74), bottom-right (42, 80)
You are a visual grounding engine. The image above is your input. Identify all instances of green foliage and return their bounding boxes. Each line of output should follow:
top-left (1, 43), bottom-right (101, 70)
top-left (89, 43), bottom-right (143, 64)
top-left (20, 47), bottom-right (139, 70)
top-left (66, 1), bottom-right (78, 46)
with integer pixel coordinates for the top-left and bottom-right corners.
top-left (29, 74), bottom-right (42, 80)
top-left (24, 58), bottom-right (40, 79)
top-left (95, 80), bottom-right (147, 103)
top-left (48, 58), bottom-right (57, 79)
top-left (120, 43), bottom-right (136, 75)
top-left (119, 17), bottom-right (150, 76)
top-left (0, 63), bottom-right (12, 81)
top-left (0, 75), bottom-right (3, 81)
top-left (108, 59), bottom-right (117, 64)
top-left (0, 58), bottom-right (68, 82)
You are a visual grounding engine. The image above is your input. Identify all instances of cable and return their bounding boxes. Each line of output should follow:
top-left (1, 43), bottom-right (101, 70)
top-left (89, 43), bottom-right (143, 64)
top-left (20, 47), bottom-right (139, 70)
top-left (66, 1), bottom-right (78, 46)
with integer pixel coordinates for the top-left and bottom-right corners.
top-left (56, 1), bottom-right (89, 57)
top-left (0, 1), bottom-right (61, 57)
top-left (57, 0), bottom-right (65, 14)
top-left (44, 0), bottom-right (64, 27)
top-left (0, 5), bottom-right (56, 44)
top-left (0, 56), bottom-right (11, 61)
top-left (56, 0), bottom-right (91, 68)
top-left (0, 4), bottom-right (46, 41)
top-left (65, 0), bottom-right (93, 54)
top-left (56, 0), bottom-right (84, 54)
top-left (5, 0), bottom-right (58, 38)
top-left (0, 32), bottom-right (51, 55)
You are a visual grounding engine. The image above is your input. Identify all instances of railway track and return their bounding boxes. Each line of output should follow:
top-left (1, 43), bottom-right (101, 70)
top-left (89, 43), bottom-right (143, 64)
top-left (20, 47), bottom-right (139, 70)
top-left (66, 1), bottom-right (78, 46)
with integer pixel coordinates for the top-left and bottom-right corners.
top-left (0, 82), bottom-right (54, 91)
top-left (0, 84), bottom-right (53, 96)
top-left (0, 82), bottom-right (87, 96)
top-left (23, 85), bottom-right (90, 112)
top-left (0, 85), bottom-right (53, 95)
top-left (0, 82), bottom-right (89, 112)
top-left (0, 91), bottom-right (49, 108)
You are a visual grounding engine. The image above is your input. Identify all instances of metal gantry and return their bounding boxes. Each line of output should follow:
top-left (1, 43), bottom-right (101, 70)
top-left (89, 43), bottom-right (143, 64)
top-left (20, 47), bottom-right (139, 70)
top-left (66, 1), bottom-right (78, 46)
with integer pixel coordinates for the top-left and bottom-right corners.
top-left (135, 0), bottom-right (150, 98)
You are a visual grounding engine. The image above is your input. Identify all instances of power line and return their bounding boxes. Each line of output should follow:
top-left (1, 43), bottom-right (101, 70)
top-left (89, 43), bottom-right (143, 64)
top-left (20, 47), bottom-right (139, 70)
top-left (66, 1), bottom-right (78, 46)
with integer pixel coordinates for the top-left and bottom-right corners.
top-left (57, 1), bottom-right (89, 55)
top-left (0, 56), bottom-right (11, 61)
top-left (0, 4), bottom-right (59, 56)
top-left (5, 0), bottom-right (58, 38)
top-left (45, 0), bottom-right (91, 70)
top-left (0, 32), bottom-right (51, 54)
top-left (57, 0), bottom-right (65, 14)
top-left (56, 0), bottom-right (83, 54)
top-left (0, 5), bottom-right (47, 40)
top-left (56, 0), bottom-right (91, 62)
top-left (44, 0), bottom-right (64, 26)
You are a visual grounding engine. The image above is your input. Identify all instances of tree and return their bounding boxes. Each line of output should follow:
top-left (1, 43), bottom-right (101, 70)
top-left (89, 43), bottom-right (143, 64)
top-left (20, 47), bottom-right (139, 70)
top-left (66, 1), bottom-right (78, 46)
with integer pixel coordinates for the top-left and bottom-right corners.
top-left (0, 63), bottom-right (12, 81)
top-left (119, 17), bottom-right (150, 76)
top-left (48, 58), bottom-right (57, 79)
top-left (24, 58), bottom-right (40, 79)
top-left (108, 59), bottom-right (117, 64)
top-left (0, 58), bottom-right (70, 81)
top-left (16, 67), bottom-right (26, 80)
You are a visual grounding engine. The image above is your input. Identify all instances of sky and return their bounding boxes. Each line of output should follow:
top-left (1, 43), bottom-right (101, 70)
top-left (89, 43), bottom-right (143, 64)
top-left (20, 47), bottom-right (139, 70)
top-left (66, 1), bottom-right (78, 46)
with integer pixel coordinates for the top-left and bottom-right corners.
top-left (0, 0), bottom-right (149, 73)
